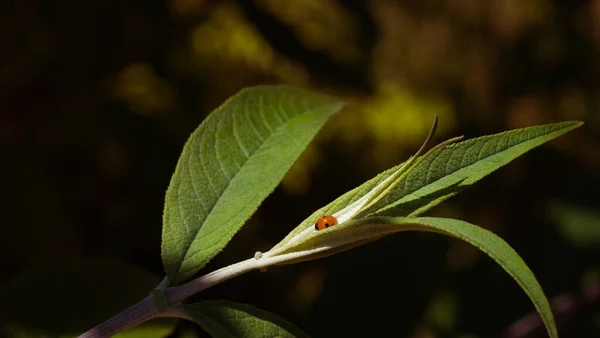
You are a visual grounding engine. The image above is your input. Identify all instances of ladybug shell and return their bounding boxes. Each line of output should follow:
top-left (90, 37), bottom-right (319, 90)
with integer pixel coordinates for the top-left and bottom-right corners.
top-left (314, 215), bottom-right (338, 231)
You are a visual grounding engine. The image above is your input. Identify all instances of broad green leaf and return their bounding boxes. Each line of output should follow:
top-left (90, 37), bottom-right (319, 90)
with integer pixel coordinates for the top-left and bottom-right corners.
top-left (272, 121), bottom-right (582, 252)
top-left (161, 86), bottom-right (344, 284)
top-left (362, 120), bottom-right (583, 217)
top-left (273, 216), bottom-right (558, 338)
top-left (0, 258), bottom-right (177, 338)
top-left (176, 301), bottom-right (309, 338)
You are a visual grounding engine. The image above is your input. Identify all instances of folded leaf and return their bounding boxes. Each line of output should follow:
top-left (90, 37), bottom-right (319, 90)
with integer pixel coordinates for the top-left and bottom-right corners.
top-left (272, 216), bottom-right (558, 338)
top-left (176, 301), bottom-right (310, 338)
top-left (270, 165), bottom-right (398, 252)
top-left (272, 121), bottom-right (582, 253)
top-left (161, 86), bottom-right (345, 284)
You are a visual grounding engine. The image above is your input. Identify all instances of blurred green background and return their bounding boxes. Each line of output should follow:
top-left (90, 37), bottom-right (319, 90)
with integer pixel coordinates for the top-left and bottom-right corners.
top-left (1, 0), bottom-right (599, 337)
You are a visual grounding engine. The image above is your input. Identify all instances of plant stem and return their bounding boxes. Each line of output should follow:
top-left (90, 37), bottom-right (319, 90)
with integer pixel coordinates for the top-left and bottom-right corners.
top-left (77, 259), bottom-right (258, 338)
top-left (166, 258), bottom-right (259, 305)
top-left (79, 244), bottom-right (332, 338)
top-left (166, 249), bottom-right (328, 304)
top-left (78, 295), bottom-right (157, 338)
top-left (78, 250), bottom-right (317, 338)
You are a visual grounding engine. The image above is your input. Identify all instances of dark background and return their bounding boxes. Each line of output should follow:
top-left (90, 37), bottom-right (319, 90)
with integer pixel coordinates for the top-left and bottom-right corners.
top-left (1, 0), bottom-right (599, 337)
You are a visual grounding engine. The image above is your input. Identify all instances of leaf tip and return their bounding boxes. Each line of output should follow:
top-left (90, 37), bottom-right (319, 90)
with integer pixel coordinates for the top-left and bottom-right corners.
top-left (560, 120), bottom-right (585, 131)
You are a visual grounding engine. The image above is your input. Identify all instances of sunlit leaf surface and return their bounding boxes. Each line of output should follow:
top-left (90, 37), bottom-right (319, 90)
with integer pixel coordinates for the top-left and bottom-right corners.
top-left (161, 86), bottom-right (344, 284)
top-left (177, 301), bottom-right (309, 338)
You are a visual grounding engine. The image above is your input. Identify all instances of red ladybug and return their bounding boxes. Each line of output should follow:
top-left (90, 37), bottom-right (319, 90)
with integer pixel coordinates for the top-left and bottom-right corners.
top-left (314, 215), bottom-right (338, 231)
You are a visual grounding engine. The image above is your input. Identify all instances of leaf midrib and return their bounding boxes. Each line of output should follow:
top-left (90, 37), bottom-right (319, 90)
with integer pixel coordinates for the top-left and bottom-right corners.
top-left (374, 124), bottom-right (569, 215)
top-left (177, 99), bottom-right (333, 272)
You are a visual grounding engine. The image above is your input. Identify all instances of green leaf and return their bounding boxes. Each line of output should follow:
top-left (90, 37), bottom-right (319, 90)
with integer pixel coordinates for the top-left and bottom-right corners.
top-left (0, 258), bottom-right (177, 338)
top-left (364, 120), bottom-right (583, 217)
top-left (272, 121), bottom-right (582, 252)
top-left (161, 85), bottom-right (345, 284)
top-left (176, 301), bottom-right (310, 338)
top-left (273, 216), bottom-right (558, 338)
top-left (270, 165), bottom-right (399, 252)
top-left (113, 319), bottom-right (176, 338)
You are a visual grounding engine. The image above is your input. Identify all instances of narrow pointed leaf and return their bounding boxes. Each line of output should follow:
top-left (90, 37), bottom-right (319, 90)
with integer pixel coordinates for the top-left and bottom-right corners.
top-left (273, 216), bottom-right (557, 338)
top-left (162, 86), bottom-right (344, 284)
top-left (176, 301), bottom-right (310, 338)
top-left (272, 121), bottom-right (582, 252)
top-left (364, 120), bottom-right (583, 217)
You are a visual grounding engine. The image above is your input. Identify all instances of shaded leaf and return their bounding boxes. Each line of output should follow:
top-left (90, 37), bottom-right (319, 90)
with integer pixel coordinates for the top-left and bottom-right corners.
top-left (113, 319), bottom-right (176, 338)
top-left (1, 319), bottom-right (175, 338)
top-left (162, 86), bottom-right (344, 284)
top-left (274, 216), bottom-right (557, 338)
top-left (0, 258), bottom-right (177, 337)
top-left (176, 301), bottom-right (309, 338)
top-left (272, 121), bottom-right (582, 252)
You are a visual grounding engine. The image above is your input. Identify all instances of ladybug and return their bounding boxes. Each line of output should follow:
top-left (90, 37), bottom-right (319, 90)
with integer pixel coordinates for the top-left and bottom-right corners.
top-left (314, 215), bottom-right (338, 231)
